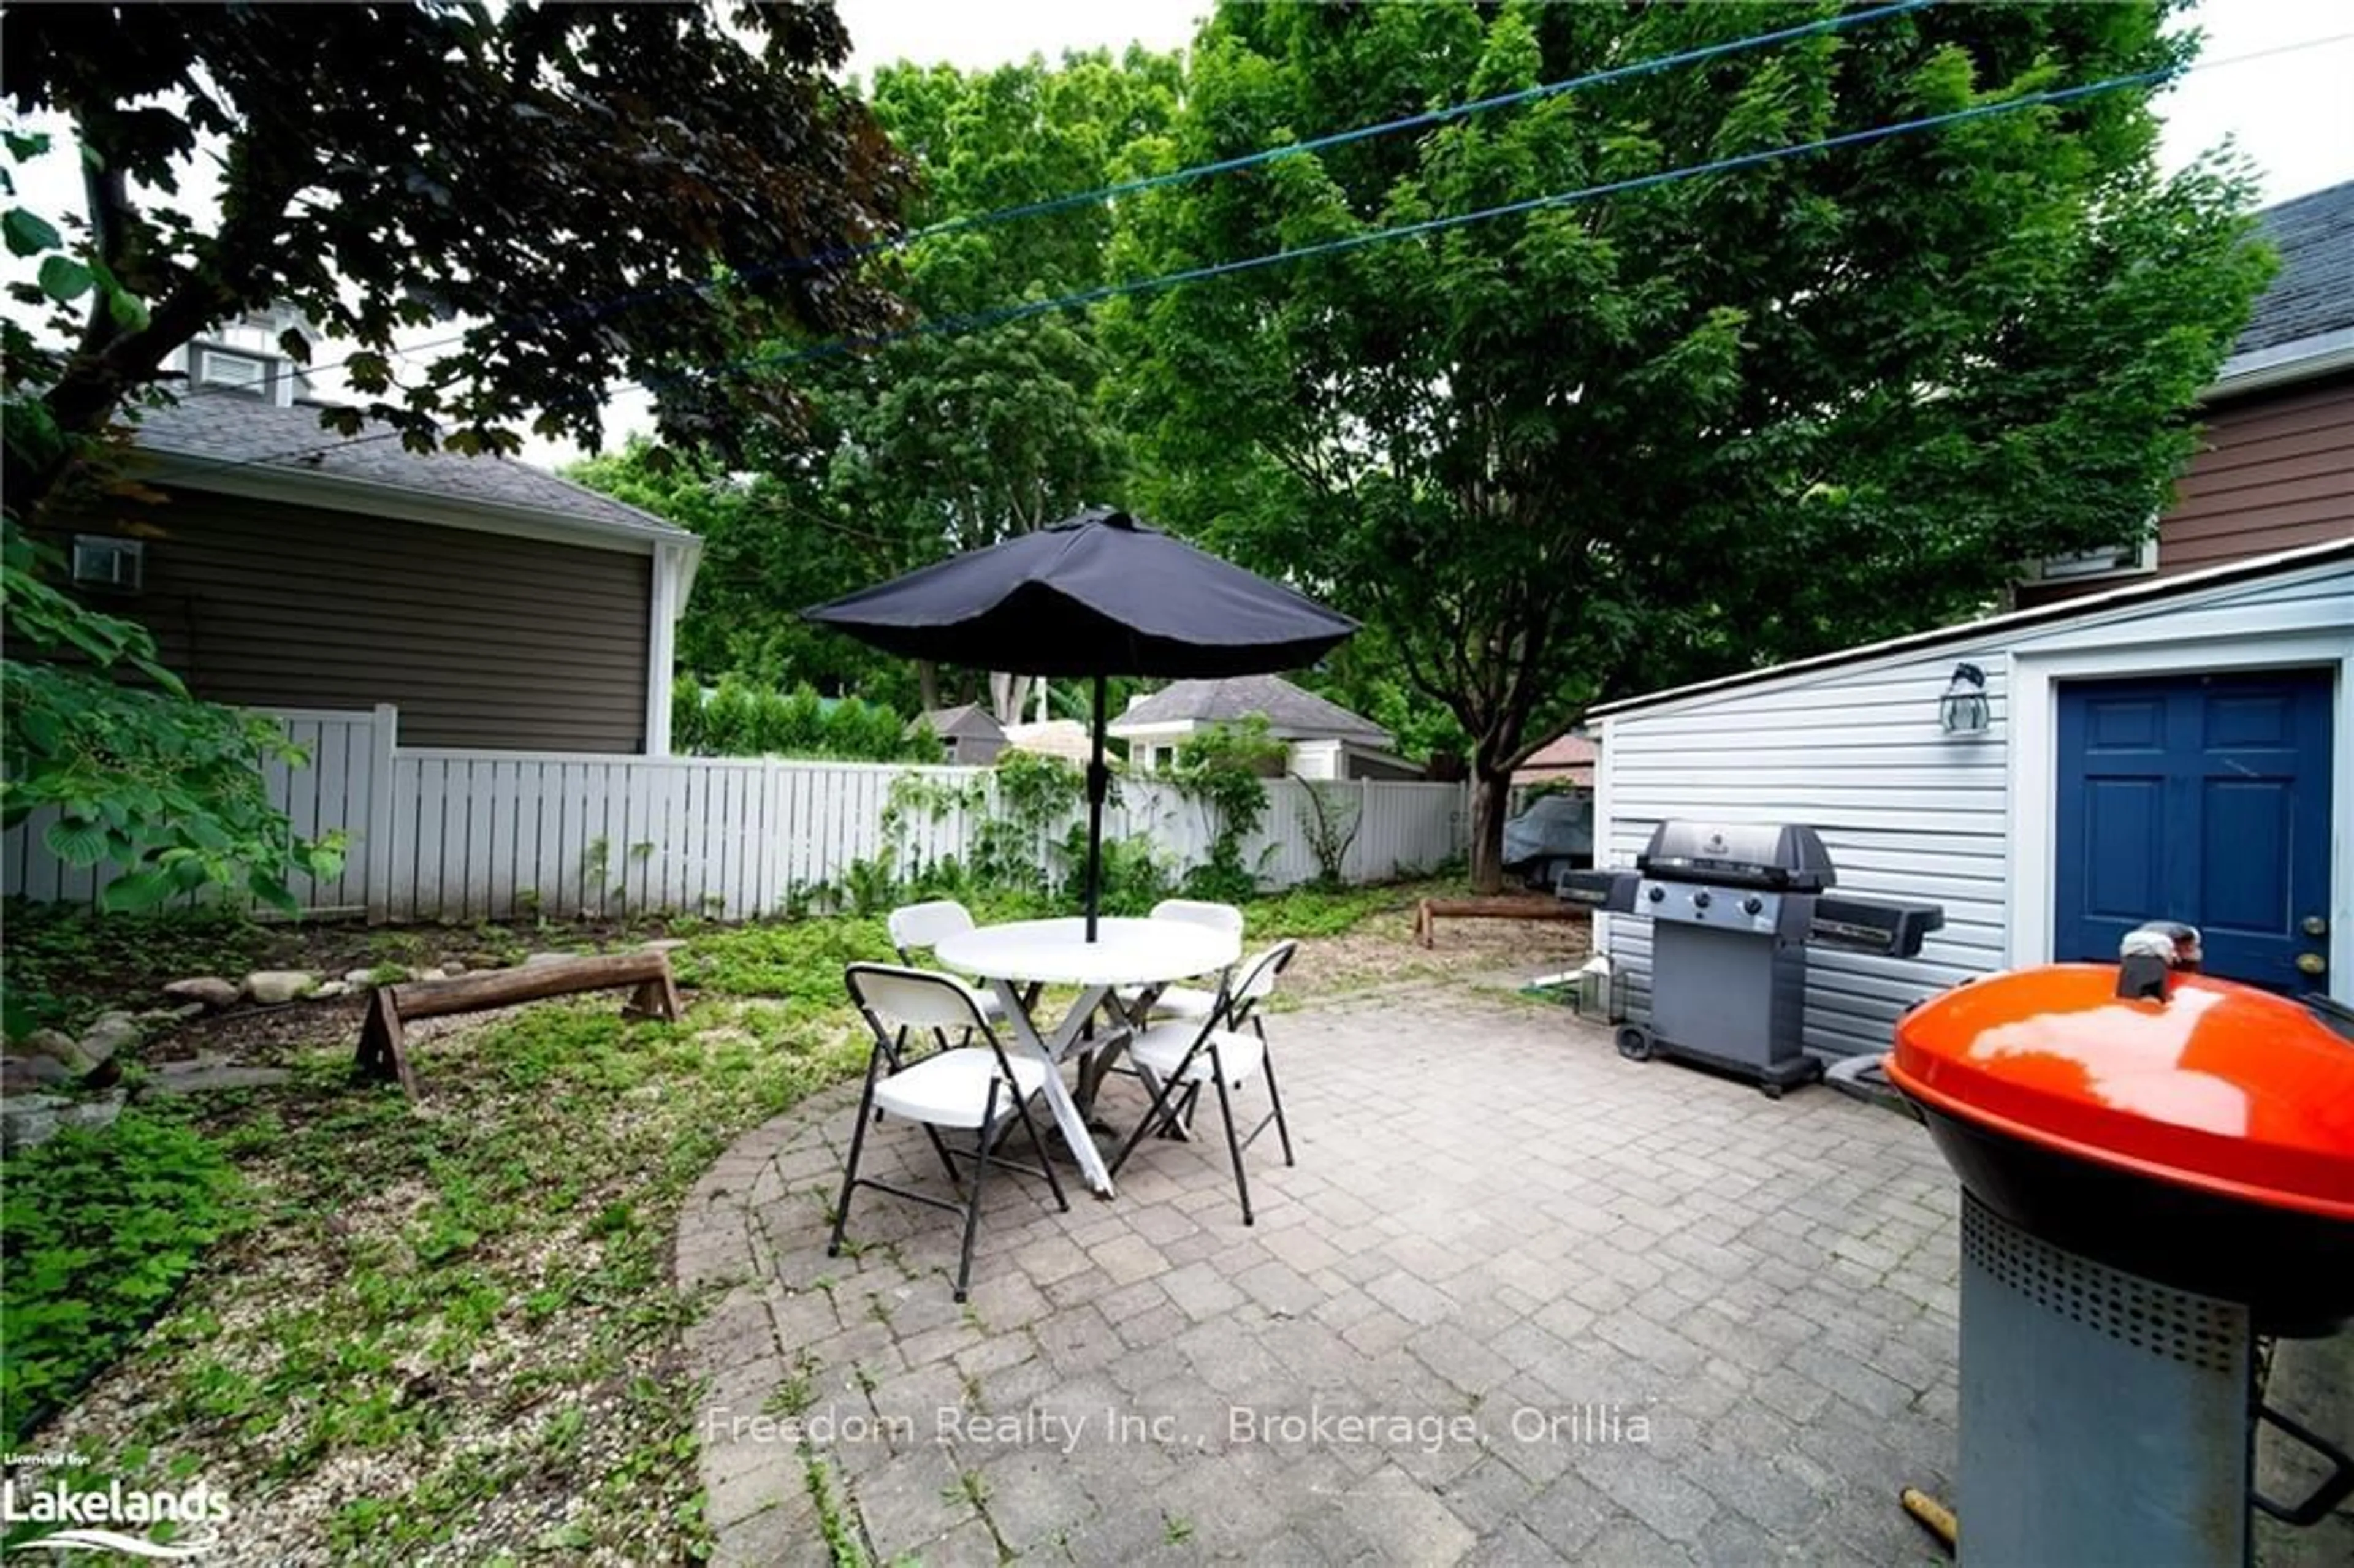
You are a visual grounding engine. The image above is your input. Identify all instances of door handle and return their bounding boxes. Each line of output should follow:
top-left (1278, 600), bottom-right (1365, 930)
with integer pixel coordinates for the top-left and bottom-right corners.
top-left (2297, 953), bottom-right (2328, 978)
top-left (2304, 915), bottom-right (2329, 937)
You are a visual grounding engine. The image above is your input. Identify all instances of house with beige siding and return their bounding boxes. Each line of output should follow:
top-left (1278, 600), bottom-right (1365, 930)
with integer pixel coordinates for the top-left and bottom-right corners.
top-left (39, 326), bottom-right (699, 755)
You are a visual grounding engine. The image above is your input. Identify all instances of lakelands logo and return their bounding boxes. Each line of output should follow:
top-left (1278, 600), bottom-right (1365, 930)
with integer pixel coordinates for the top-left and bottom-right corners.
top-left (1, 1477), bottom-right (230, 1559)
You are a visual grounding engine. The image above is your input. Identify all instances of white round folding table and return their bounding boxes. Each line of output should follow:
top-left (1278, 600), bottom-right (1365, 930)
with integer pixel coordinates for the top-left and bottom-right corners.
top-left (934, 916), bottom-right (1240, 1198)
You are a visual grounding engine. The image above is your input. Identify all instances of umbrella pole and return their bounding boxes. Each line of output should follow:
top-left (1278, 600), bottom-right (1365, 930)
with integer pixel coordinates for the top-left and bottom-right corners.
top-left (1086, 672), bottom-right (1108, 942)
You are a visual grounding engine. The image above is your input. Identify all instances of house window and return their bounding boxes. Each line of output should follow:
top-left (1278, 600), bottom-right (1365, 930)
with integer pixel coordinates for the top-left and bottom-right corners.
top-left (2026, 531), bottom-right (2158, 584)
top-left (196, 348), bottom-right (271, 395)
top-left (70, 534), bottom-right (144, 593)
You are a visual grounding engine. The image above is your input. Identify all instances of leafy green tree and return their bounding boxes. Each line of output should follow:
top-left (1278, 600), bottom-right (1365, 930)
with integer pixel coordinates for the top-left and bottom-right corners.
top-left (572, 51), bottom-right (1184, 721)
top-left (1109, 0), bottom-right (2270, 888)
top-left (774, 50), bottom-right (1183, 718)
top-left (1, 0), bottom-right (910, 521)
top-left (567, 439), bottom-right (916, 709)
top-left (2, 5), bottom-right (907, 924)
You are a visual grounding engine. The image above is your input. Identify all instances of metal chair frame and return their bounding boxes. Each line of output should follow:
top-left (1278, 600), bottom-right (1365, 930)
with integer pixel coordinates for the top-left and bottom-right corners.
top-left (1107, 940), bottom-right (1298, 1225)
top-left (829, 963), bottom-right (1070, 1301)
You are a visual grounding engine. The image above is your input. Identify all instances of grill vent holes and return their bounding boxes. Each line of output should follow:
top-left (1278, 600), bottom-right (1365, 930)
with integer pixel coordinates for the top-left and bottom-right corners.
top-left (1961, 1196), bottom-right (2243, 1372)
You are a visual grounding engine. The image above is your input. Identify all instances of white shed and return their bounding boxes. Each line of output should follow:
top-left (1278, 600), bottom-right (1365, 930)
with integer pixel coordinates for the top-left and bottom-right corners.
top-left (1591, 540), bottom-right (2352, 1060)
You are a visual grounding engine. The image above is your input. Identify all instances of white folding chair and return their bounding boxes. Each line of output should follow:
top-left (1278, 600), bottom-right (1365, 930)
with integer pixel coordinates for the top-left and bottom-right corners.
top-left (886, 899), bottom-right (1007, 1021)
top-left (1108, 940), bottom-right (1297, 1225)
top-left (831, 964), bottom-right (1070, 1301)
top-left (1130, 898), bottom-right (1246, 1022)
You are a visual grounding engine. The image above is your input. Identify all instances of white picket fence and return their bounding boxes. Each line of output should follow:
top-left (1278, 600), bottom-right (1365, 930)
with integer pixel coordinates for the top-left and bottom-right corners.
top-left (4, 706), bottom-right (1467, 923)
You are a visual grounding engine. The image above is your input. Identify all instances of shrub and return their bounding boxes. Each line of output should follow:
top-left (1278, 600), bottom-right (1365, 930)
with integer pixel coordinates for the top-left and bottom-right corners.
top-left (672, 678), bottom-right (938, 763)
top-left (2, 1111), bottom-right (244, 1444)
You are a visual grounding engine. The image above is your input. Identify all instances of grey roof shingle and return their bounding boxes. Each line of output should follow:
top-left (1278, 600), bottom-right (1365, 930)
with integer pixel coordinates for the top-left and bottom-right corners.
top-left (2235, 180), bottom-right (2354, 356)
top-left (131, 395), bottom-right (692, 539)
top-left (909, 704), bottom-right (1005, 739)
top-left (1111, 674), bottom-right (1391, 745)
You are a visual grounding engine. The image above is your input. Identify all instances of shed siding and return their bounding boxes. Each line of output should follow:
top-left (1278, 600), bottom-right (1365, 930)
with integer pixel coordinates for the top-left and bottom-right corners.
top-left (1598, 557), bottom-right (2353, 1059)
top-left (51, 489), bottom-right (652, 752)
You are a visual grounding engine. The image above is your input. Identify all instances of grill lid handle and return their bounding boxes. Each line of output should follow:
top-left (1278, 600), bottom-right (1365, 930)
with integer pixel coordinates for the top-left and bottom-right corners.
top-left (2117, 921), bottom-right (2202, 1001)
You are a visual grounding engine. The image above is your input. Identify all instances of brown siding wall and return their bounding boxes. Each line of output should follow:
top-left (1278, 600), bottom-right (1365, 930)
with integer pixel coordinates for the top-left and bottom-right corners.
top-left (46, 489), bottom-right (652, 751)
top-left (2016, 371), bottom-right (2354, 607)
top-left (2159, 371), bottom-right (2354, 573)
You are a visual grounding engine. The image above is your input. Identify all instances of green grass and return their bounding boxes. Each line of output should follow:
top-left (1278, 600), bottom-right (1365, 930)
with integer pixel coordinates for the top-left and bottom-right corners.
top-left (0, 880), bottom-right (1417, 1560)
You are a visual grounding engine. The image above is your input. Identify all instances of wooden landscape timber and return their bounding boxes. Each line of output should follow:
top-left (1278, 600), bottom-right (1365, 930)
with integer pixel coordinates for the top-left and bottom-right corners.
top-left (356, 950), bottom-right (684, 1097)
top-left (1414, 896), bottom-right (1586, 949)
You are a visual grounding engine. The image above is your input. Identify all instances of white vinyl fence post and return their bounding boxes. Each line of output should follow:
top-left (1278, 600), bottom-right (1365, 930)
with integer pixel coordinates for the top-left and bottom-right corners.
top-left (365, 704), bottom-right (399, 924)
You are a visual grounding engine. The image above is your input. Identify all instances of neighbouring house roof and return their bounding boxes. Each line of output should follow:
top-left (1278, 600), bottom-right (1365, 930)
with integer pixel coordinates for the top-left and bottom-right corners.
top-left (1591, 536), bottom-right (2354, 721)
top-left (1109, 674), bottom-right (1390, 746)
top-left (2236, 181), bottom-right (2354, 354)
top-left (908, 703), bottom-right (1005, 740)
top-left (2211, 180), bottom-right (2354, 397)
top-left (1002, 720), bottom-right (1094, 763)
top-left (128, 394), bottom-right (700, 556)
top-left (1513, 732), bottom-right (1598, 787)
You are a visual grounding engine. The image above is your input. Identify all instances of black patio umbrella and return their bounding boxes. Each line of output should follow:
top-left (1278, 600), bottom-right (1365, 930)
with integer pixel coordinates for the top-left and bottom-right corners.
top-left (806, 506), bottom-right (1358, 937)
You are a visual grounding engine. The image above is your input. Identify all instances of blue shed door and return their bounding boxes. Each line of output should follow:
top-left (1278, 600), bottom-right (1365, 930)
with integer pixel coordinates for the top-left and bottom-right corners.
top-left (2054, 669), bottom-right (2334, 992)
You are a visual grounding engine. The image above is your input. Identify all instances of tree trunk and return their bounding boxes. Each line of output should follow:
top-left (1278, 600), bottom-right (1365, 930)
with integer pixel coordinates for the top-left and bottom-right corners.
top-left (916, 660), bottom-right (941, 714)
top-left (986, 671), bottom-right (1032, 726)
top-left (1468, 766), bottom-right (1513, 893)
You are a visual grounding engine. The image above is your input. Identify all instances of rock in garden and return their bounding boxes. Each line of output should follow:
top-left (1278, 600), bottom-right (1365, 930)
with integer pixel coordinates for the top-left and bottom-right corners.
top-left (137, 1062), bottom-right (292, 1098)
top-left (163, 976), bottom-right (241, 1010)
top-left (522, 951), bottom-right (574, 967)
top-left (1, 1089), bottom-right (126, 1153)
top-left (441, 960), bottom-right (468, 976)
top-left (641, 938), bottom-right (690, 954)
top-left (78, 1011), bottom-right (142, 1064)
top-left (417, 966), bottom-right (448, 982)
top-left (21, 1028), bottom-right (86, 1068)
top-left (242, 970), bottom-right (319, 1006)
top-left (1, 1053), bottom-right (67, 1091)
top-left (311, 980), bottom-right (351, 1000)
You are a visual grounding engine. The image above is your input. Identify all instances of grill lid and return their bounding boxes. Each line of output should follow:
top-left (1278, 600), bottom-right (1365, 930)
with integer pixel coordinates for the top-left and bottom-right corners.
top-left (1636, 820), bottom-right (1835, 891)
top-left (1889, 965), bottom-right (2354, 1221)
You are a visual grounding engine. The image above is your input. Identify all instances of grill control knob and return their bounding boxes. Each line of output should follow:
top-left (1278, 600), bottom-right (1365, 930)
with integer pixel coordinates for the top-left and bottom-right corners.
top-left (1647, 886), bottom-right (1666, 904)
top-left (1742, 896), bottom-right (1763, 916)
top-left (1692, 891), bottom-right (1712, 910)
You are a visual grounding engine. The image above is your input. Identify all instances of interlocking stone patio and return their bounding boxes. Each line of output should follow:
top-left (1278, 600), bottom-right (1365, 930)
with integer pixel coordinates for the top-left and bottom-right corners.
top-left (676, 986), bottom-right (1967, 1566)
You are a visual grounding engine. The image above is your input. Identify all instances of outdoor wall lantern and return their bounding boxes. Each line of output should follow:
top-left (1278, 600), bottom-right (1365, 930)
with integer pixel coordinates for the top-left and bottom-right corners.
top-left (1939, 662), bottom-right (1990, 736)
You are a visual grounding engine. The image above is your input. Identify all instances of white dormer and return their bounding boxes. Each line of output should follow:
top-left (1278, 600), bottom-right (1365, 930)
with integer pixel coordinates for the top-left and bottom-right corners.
top-left (175, 306), bottom-right (321, 407)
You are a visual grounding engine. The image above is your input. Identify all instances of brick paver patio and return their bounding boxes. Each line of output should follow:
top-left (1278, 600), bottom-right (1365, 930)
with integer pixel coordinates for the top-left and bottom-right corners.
top-left (676, 986), bottom-right (1963, 1565)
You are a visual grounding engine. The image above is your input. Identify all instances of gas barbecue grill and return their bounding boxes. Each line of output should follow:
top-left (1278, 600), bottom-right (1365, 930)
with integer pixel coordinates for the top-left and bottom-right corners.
top-left (1559, 820), bottom-right (1943, 1096)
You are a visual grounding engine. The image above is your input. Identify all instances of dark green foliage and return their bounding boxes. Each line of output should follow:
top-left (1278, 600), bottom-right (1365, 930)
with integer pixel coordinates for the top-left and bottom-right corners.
top-left (1167, 718), bottom-right (1285, 902)
top-left (2, 1111), bottom-right (244, 1444)
top-left (571, 51), bottom-right (1183, 712)
top-left (1110, 0), bottom-right (2271, 886)
top-left (0, 900), bottom-right (266, 1040)
top-left (671, 676), bottom-right (937, 763)
top-left (2, 2), bottom-right (910, 519)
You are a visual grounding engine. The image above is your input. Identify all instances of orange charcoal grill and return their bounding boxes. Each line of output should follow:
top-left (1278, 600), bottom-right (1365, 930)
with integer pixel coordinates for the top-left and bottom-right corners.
top-left (1887, 925), bottom-right (2354, 1564)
